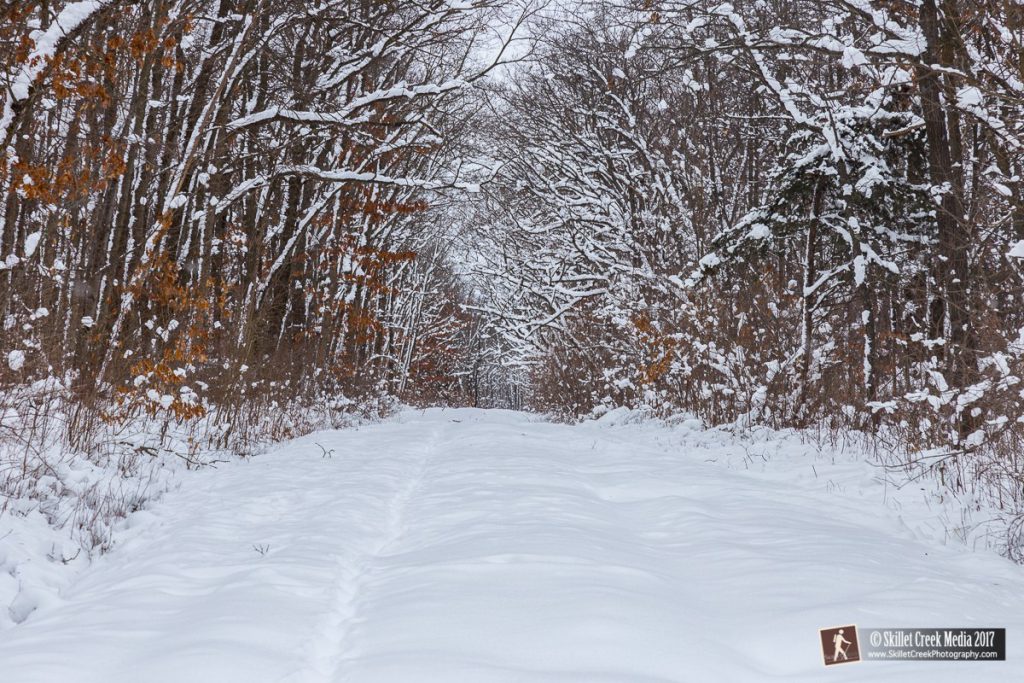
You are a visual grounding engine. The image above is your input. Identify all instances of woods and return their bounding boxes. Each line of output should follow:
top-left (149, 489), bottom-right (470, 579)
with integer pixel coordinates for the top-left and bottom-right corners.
top-left (5, 1), bottom-right (1024, 555)
top-left (1, 1), bottom-right (517, 450)
top-left (477, 5), bottom-right (1024, 445)
top-left (468, 0), bottom-right (1024, 552)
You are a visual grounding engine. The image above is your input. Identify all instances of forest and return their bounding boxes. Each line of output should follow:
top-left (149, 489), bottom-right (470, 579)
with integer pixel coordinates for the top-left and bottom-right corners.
top-left (3, 0), bottom-right (1024, 554)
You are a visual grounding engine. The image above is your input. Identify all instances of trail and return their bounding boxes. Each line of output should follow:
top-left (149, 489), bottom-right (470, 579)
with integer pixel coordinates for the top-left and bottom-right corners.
top-left (1, 408), bottom-right (1022, 682)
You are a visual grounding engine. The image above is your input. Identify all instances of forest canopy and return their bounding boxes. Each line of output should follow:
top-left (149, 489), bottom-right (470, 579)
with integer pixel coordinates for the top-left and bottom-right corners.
top-left (3, 1), bottom-right (1024, 529)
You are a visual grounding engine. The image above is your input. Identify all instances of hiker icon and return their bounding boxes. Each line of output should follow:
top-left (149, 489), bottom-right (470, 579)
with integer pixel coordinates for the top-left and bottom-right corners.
top-left (820, 624), bottom-right (860, 665)
top-left (832, 629), bottom-right (852, 661)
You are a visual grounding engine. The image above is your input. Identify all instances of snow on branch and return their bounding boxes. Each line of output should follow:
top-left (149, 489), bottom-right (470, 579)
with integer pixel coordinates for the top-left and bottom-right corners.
top-left (225, 80), bottom-right (468, 132)
top-left (1, 1), bottom-right (116, 150)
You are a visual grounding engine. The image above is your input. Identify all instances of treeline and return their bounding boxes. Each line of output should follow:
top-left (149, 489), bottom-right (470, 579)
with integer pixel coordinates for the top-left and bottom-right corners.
top-left (1, 0), bottom-right (518, 451)
top-left (474, 0), bottom-right (1024, 527)
top-left (8, 0), bottom-right (1024, 552)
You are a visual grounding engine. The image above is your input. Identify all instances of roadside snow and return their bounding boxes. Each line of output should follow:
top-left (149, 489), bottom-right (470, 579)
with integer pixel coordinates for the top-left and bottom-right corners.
top-left (0, 426), bottom-right (184, 630)
top-left (1, 408), bottom-right (1023, 681)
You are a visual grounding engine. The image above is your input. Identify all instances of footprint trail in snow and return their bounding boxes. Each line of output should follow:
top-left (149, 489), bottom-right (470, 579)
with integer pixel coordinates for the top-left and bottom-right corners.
top-left (1, 408), bottom-right (1023, 682)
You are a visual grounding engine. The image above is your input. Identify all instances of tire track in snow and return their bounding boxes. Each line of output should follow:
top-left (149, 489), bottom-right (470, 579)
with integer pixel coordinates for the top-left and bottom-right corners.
top-left (290, 423), bottom-right (442, 683)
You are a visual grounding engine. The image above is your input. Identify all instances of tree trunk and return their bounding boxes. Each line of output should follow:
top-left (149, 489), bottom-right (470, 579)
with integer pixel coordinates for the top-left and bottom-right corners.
top-left (918, 0), bottom-right (978, 436)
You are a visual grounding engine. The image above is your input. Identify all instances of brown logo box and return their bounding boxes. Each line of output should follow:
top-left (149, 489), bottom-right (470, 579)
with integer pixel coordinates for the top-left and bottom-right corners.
top-left (820, 625), bottom-right (861, 665)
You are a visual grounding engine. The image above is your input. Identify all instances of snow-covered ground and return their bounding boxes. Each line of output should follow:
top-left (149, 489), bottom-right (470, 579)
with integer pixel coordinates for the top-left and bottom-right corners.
top-left (1, 407), bottom-right (1023, 681)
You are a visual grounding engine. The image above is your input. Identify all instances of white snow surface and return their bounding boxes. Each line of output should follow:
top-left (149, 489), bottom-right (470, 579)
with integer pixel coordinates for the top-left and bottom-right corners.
top-left (2, 407), bottom-right (1024, 681)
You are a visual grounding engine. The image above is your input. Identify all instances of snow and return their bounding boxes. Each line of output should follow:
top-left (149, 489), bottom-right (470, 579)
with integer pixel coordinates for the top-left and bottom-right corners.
top-left (7, 349), bottom-right (26, 371)
top-left (746, 222), bottom-right (771, 240)
top-left (23, 231), bottom-right (41, 258)
top-left (1, 408), bottom-right (1023, 681)
top-left (698, 252), bottom-right (721, 269)
top-left (842, 46), bottom-right (868, 69)
top-left (956, 86), bottom-right (983, 109)
top-left (226, 80), bottom-right (467, 132)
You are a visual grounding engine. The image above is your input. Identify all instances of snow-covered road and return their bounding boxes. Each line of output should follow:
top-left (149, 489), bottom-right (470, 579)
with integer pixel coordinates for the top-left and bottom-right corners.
top-left (2, 408), bottom-right (1023, 682)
